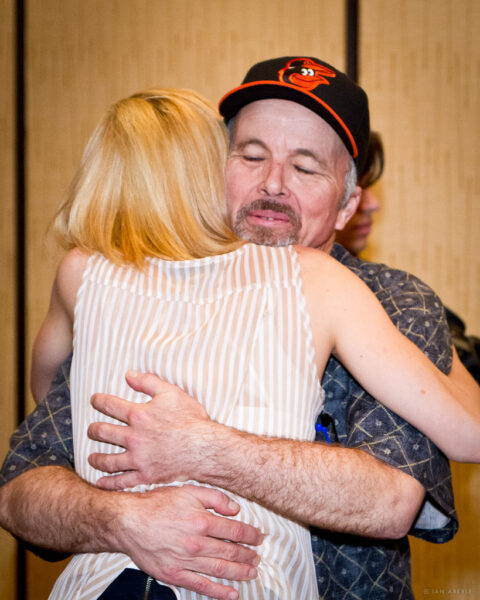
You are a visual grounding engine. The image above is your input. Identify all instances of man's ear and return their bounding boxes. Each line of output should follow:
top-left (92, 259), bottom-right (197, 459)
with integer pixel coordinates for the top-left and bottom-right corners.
top-left (335, 185), bottom-right (362, 231)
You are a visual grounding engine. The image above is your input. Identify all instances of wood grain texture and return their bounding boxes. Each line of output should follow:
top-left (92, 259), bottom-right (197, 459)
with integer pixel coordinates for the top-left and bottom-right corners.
top-left (360, 1), bottom-right (480, 597)
top-left (24, 1), bottom-right (344, 597)
top-left (0, 1), bottom-right (19, 599)
top-left (0, 0), bottom-right (18, 597)
top-left (360, 0), bottom-right (480, 334)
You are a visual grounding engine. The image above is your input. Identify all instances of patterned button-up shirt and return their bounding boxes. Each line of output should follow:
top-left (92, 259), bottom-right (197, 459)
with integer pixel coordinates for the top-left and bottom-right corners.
top-left (1, 244), bottom-right (457, 599)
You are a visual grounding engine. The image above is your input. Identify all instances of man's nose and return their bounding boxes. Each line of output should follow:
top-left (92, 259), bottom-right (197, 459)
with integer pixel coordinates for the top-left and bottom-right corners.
top-left (360, 189), bottom-right (380, 213)
top-left (260, 161), bottom-right (286, 196)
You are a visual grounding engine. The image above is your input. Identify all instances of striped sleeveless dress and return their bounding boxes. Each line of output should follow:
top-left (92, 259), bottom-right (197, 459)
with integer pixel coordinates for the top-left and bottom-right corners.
top-left (50, 243), bottom-right (324, 600)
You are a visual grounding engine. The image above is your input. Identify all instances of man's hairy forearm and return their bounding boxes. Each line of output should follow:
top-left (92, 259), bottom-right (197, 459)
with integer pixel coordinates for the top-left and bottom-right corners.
top-left (89, 377), bottom-right (427, 539)
top-left (0, 466), bottom-right (121, 553)
top-left (0, 463), bottom-right (265, 600)
top-left (194, 423), bottom-right (426, 539)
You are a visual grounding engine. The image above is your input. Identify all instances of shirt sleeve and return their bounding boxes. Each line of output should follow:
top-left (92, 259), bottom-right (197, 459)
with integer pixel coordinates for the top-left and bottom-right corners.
top-left (0, 355), bottom-right (74, 487)
top-left (321, 266), bottom-right (457, 543)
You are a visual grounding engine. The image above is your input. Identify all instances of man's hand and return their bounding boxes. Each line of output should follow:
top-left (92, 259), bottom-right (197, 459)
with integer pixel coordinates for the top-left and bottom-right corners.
top-left (115, 484), bottom-right (262, 600)
top-left (87, 374), bottom-right (425, 541)
top-left (88, 371), bottom-right (213, 489)
top-left (0, 467), bottom-right (262, 600)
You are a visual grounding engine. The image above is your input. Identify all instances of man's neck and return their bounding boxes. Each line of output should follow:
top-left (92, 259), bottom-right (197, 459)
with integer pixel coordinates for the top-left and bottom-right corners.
top-left (315, 234), bottom-right (336, 255)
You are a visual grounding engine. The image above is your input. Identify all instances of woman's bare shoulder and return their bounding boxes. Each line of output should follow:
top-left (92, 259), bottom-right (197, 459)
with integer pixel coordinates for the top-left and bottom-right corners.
top-left (55, 247), bottom-right (92, 312)
top-left (293, 245), bottom-right (349, 281)
top-left (59, 245), bottom-right (91, 270)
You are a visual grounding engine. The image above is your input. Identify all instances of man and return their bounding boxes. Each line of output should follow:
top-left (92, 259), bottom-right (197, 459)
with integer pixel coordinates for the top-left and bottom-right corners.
top-left (0, 57), bottom-right (457, 600)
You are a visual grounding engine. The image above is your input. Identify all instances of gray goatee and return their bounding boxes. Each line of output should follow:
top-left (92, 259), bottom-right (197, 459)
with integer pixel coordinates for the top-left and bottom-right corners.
top-left (232, 200), bottom-right (301, 247)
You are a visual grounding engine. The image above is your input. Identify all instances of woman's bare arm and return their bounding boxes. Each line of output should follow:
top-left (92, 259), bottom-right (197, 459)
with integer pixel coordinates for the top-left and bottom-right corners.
top-left (299, 246), bottom-right (480, 463)
top-left (30, 249), bottom-right (88, 402)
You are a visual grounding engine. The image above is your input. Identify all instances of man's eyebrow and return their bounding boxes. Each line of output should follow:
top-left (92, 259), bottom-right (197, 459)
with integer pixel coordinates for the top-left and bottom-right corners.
top-left (294, 149), bottom-right (333, 171)
top-left (295, 148), bottom-right (323, 164)
top-left (231, 138), bottom-right (268, 152)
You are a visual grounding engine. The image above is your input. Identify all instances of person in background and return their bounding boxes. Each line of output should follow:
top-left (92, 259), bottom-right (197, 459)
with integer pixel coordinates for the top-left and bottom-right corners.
top-left (336, 131), bottom-right (480, 383)
top-left (335, 130), bottom-right (383, 256)
top-left (446, 309), bottom-right (480, 383)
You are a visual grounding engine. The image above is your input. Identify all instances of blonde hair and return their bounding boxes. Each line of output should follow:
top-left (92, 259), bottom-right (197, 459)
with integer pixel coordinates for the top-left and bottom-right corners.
top-left (54, 88), bottom-right (243, 266)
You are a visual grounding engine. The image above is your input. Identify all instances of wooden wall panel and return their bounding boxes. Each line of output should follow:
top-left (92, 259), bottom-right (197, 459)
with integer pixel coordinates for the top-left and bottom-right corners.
top-left (360, 0), bottom-right (480, 334)
top-left (360, 1), bottom-right (480, 597)
top-left (25, 1), bottom-right (345, 597)
top-left (0, 0), bottom-right (18, 598)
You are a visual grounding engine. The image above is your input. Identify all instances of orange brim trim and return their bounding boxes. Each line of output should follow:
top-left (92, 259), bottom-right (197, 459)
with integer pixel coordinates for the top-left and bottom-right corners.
top-left (219, 81), bottom-right (358, 159)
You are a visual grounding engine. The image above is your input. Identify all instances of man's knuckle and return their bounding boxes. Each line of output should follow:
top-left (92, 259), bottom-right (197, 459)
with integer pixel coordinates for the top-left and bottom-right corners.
top-left (192, 514), bottom-right (211, 535)
top-left (122, 429), bottom-right (136, 448)
top-left (160, 565), bottom-right (183, 584)
top-left (102, 396), bottom-right (115, 414)
top-left (226, 521), bottom-right (244, 541)
top-left (189, 576), bottom-right (213, 596)
top-left (224, 542), bottom-right (248, 562)
top-left (100, 455), bottom-right (113, 471)
top-left (183, 536), bottom-right (203, 556)
top-left (209, 558), bottom-right (229, 578)
top-left (211, 488), bottom-right (227, 503)
top-left (128, 406), bottom-right (142, 426)
top-left (96, 422), bottom-right (108, 438)
top-left (88, 422), bottom-right (101, 439)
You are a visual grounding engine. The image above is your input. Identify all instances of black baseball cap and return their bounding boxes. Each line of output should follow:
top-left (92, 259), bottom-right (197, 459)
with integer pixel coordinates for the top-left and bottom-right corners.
top-left (219, 56), bottom-right (370, 171)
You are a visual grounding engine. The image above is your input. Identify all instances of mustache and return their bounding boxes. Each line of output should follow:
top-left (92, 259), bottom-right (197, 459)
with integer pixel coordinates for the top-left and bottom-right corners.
top-left (235, 199), bottom-right (299, 223)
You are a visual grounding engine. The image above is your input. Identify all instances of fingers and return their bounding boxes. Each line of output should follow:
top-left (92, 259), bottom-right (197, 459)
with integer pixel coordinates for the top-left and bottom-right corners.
top-left (166, 569), bottom-right (242, 600)
top-left (116, 485), bottom-right (263, 599)
top-left (183, 535), bottom-right (261, 569)
top-left (202, 511), bottom-right (264, 547)
top-left (95, 471), bottom-right (140, 490)
top-left (90, 393), bottom-right (132, 424)
top-left (125, 370), bottom-right (168, 397)
top-left (87, 420), bottom-right (128, 446)
top-left (183, 484), bottom-right (240, 515)
top-left (181, 486), bottom-right (263, 546)
top-left (88, 450), bottom-right (130, 474)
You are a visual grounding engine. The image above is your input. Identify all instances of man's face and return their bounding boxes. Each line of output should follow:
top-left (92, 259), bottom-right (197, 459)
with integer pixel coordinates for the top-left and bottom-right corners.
top-left (335, 187), bottom-right (381, 256)
top-left (225, 99), bottom-right (360, 252)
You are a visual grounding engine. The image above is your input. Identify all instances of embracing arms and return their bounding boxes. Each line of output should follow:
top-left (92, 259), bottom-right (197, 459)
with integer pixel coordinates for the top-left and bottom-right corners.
top-left (1, 359), bottom-right (263, 600)
top-left (89, 370), bottom-right (425, 540)
top-left (86, 248), bottom-right (471, 537)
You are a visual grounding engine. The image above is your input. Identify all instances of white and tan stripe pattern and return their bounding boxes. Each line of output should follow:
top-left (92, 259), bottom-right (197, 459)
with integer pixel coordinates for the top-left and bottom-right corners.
top-left (50, 243), bottom-right (323, 600)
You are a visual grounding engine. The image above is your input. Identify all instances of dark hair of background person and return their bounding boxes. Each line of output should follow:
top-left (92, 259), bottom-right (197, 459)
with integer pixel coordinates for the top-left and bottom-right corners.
top-left (358, 131), bottom-right (384, 189)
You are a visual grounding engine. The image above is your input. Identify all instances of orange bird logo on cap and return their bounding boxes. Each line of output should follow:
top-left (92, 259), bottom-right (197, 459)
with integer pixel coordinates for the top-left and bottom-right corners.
top-left (278, 58), bottom-right (336, 91)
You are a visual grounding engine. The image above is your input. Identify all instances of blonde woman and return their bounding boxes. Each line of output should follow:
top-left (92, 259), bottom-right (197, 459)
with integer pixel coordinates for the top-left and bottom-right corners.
top-left (31, 89), bottom-right (480, 600)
